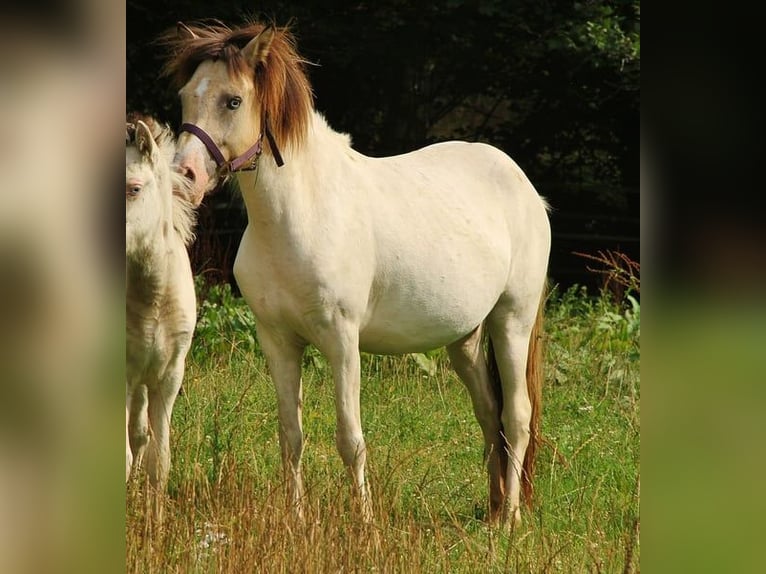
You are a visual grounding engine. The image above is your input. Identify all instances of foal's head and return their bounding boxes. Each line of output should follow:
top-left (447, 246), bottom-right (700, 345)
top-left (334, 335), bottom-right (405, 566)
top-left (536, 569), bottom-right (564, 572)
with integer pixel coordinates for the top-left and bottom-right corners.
top-left (125, 117), bottom-right (176, 253)
top-left (162, 21), bottom-right (314, 200)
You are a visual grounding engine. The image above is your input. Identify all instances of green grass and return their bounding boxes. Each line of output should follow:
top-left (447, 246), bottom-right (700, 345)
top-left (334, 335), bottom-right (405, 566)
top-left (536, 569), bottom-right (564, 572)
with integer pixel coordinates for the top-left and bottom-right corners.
top-left (126, 284), bottom-right (639, 573)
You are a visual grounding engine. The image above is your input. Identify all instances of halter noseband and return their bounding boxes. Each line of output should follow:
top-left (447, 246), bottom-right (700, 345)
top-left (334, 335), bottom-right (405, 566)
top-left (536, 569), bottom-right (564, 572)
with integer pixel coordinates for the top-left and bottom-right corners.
top-left (180, 116), bottom-right (284, 181)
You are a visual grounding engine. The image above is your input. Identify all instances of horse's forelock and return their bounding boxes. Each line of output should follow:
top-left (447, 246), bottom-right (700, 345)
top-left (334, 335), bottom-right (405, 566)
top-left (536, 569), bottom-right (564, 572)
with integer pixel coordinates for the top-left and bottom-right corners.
top-left (161, 21), bottom-right (314, 153)
top-left (161, 22), bottom-right (264, 89)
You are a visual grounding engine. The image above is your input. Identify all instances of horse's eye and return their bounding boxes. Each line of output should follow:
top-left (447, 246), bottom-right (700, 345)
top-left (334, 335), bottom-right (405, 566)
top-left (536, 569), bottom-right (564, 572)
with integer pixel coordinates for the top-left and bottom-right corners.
top-left (227, 97), bottom-right (242, 110)
top-left (127, 183), bottom-right (142, 197)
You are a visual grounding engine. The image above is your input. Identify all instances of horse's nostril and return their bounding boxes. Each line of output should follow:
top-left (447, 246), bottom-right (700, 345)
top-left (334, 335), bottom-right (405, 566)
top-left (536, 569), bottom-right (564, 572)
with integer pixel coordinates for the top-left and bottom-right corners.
top-left (182, 166), bottom-right (196, 182)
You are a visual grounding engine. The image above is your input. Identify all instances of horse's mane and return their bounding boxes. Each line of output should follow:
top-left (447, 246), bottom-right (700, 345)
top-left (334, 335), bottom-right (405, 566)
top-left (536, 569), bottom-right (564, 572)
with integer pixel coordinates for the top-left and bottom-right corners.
top-left (159, 20), bottom-right (314, 154)
top-left (126, 112), bottom-right (196, 246)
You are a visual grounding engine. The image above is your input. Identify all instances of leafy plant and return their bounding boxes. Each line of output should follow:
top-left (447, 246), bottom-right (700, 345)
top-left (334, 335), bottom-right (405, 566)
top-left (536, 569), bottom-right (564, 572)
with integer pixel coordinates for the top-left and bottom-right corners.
top-left (547, 282), bottom-right (640, 364)
top-left (192, 276), bottom-right (258, 361)
top-left (598, 293), bottom-right (639, 336)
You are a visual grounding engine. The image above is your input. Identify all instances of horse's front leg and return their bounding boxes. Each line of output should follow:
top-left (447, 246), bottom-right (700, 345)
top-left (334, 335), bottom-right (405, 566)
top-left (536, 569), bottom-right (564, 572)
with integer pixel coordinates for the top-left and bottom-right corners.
top-left (323, 326), bottom-right (371, 521)
top-left (258, 326), bottom-right (306, 518)
top-left (127, 383), bottom-right (149, 474)
top-left (145, 348), bottom-right (188, 491)
top-left (126, 400), bottom-right (132, 482)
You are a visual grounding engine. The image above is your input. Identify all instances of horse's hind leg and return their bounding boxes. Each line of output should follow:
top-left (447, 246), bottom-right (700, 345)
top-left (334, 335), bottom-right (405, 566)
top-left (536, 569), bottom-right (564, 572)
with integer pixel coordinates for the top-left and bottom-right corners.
top-left (487, 305), bottom-right (537, 524)
top-left (447, 325), bottom-right (508, 524)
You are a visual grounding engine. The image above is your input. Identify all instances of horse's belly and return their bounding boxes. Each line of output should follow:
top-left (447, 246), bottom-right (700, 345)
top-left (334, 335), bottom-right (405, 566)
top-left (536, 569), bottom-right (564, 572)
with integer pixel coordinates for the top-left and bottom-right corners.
top-left (359, 320), bottom-right (468, 354)
top-left (359, 275), bottom-right (502, 354)
top-left (360, 209), bottom-right (511, 353)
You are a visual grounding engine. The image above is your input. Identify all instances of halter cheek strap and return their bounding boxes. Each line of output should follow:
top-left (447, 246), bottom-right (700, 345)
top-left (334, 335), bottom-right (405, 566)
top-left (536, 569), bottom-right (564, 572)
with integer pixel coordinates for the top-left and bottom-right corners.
top-left (179, 116), bottom-right (284, 177)
top-left (262, 116), bottom-right (285, 168)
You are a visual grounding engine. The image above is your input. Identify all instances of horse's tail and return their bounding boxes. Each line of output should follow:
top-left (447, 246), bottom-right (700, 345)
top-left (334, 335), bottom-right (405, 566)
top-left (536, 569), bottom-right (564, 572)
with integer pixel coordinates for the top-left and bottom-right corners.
top-left (521, 284), bottom-right (546, 507)
top-left (485, 283), bottom-right (546, 508)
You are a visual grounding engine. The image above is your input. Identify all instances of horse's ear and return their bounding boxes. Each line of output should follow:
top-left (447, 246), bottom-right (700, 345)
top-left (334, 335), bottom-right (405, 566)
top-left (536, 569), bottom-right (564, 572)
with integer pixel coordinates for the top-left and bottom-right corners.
top-left (177, 22), bottom-right (198, 40)
top-left (135, 121), bottom-right (159, 164)
top-left (242, 27), bottom-right (276, 67)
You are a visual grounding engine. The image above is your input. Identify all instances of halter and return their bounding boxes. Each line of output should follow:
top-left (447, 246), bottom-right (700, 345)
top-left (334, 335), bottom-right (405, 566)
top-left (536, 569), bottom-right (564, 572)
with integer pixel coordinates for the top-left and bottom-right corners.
top-left (179, 115), bottom-right (284, 186)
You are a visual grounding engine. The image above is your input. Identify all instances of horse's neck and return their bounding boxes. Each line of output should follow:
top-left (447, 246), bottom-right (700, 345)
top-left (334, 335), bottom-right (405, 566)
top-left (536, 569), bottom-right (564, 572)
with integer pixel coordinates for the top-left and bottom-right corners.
top-left (126, 226), bottom-right (175, 307)
top-left (237, 163), bottom-right (302, 226)
top-left (237, 112), bottom-right (350, 230)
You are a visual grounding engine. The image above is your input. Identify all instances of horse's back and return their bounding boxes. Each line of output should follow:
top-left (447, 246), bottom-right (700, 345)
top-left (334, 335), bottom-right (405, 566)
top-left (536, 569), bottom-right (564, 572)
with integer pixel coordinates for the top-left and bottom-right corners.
top-left (368, 140), bottom-right (546, 231)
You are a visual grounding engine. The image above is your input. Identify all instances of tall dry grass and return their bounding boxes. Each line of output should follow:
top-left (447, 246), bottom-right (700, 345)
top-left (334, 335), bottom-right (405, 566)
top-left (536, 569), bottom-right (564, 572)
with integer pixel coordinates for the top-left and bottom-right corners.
top-left (127, 285), bottom-right (640, 572)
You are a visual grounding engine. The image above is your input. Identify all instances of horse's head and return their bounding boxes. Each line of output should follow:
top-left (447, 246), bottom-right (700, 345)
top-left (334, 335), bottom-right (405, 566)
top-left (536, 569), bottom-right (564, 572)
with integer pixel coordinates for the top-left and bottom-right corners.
top-left (126, 118), bottom-right (172, 250)
top-left (163, 22), bottom-right (313, 202)
top-left (126, 118), bottom-right (163, 200)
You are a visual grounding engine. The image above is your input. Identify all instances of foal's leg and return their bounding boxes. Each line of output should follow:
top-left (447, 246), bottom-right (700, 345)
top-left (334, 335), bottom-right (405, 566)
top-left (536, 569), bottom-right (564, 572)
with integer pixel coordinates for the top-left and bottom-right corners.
top-left (145, 353), bottom-right (186, 490)
top-left (487, 309), bottom-right (535, 525)
top-left (446, 325), bottom-right (508, 524)
top-left (137, 359), bottom-right (183, 524)
top-left (126, 401), bottom-right (132, 482)
top-left (127, 383), bottom-right (149, 473)
top-left (322, 326), bottom-right (370, 520)
top-left (257, 327), bottom-right (306, 517)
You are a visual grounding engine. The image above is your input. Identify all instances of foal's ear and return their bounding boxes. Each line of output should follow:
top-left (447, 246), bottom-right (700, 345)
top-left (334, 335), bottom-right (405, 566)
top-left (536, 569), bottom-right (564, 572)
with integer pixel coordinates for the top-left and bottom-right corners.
top-left (135, 121), bottom-right (159, 164)
top-left (242, 27), bottom-right (276, 68)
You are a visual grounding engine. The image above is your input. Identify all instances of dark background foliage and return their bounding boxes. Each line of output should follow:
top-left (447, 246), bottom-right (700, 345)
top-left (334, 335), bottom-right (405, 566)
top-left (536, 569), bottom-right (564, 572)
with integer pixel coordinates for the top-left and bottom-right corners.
top-left (127, 0), bottom-right (639, 292)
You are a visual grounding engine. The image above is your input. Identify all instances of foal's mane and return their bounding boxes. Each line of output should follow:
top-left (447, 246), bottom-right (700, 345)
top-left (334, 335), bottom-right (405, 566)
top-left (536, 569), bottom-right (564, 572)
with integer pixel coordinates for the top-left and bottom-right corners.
top-left (126, 113), bottom-right (196, 246)
top-left (160, 21), bottom-right (314, 153)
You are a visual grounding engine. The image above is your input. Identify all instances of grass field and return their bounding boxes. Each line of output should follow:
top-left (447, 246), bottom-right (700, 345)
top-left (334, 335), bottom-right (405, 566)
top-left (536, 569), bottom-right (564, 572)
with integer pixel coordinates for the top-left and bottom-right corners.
top-left (126, 284), bottom-right (640, 573)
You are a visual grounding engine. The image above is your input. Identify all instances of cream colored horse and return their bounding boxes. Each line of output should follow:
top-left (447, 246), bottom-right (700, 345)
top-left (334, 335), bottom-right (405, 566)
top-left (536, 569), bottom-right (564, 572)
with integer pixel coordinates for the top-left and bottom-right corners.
top-left (164, 22), bottom-right (550, 526)
top-left (126, 116), bottom-right (196, 491)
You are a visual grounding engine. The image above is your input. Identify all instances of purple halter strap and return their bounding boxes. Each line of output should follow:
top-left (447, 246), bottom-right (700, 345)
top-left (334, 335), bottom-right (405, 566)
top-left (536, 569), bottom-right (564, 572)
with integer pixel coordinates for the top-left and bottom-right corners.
top-left (179, 117), bottom-right (284, 177)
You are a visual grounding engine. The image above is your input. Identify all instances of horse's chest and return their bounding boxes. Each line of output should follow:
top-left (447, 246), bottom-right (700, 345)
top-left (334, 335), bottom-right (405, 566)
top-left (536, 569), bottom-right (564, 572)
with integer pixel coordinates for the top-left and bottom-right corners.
top-left (126, 308), bottom-right (192, 386)
top-left (234, 235), bottom-right (370, 338)
top-left (236, 267), bottom-right (329, 333)
top-left (126, 327), bottom-right (167, 385)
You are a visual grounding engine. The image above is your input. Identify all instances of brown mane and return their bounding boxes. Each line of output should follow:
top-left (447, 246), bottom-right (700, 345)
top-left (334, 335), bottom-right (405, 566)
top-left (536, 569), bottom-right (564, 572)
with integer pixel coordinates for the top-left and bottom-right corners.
top-left (160, 21), bottom-right (314, 153)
